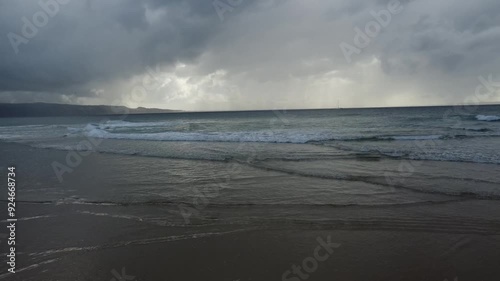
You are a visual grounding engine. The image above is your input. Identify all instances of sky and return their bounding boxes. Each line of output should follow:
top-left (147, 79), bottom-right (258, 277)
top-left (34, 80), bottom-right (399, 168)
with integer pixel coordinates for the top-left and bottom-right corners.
top-left (1, 0), bottom-right (500, 111)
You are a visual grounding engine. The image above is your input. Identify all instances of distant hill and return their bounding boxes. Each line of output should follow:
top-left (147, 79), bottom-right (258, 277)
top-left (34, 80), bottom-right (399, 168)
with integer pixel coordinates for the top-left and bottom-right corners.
top-left (0, 103), bottom-right (178, 117)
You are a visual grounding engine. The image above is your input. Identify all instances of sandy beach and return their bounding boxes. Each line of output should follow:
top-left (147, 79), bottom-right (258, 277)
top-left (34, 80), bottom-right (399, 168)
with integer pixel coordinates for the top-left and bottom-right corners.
top-left (1, 141), bottom-right (500, 281)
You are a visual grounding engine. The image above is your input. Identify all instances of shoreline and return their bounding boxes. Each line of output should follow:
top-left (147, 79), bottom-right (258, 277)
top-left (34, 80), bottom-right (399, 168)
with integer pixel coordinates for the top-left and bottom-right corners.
top-left (1, 137), bottom-right (500, 281)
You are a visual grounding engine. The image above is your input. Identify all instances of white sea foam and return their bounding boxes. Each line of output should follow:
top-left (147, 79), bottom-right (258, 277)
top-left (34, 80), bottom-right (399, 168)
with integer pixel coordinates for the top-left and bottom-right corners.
top-left (83, 124), bottom-right (448, 143)
top-left (84, 125), bottom-right (330, 143)
top-left (98, 120), bottom-right (172, 129)
top-left (0, 215), bottom-right (54, 223)
top-left (476, 115), bottom-right (500, 121)
top-left (0, 258), bottom-right (60, 279)
top-left (66, 121), bottom-right (176, 134)
top-left (0, 134), bottom-right (23, 140)
top-left (77, 211), bottom-right (144, 221)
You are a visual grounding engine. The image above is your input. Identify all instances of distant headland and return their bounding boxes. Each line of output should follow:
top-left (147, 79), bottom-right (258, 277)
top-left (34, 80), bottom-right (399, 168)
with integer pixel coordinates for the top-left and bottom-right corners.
top-left (0, 103), bottom-right (178, 117)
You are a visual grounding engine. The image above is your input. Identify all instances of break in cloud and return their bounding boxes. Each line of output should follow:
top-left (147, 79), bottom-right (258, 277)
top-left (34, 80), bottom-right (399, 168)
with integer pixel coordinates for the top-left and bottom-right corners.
top-left (1, 0), bottom-right (500, 110)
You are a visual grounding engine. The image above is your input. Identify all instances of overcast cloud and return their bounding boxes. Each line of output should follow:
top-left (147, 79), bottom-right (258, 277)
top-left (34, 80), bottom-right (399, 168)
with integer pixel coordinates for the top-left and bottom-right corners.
top-left (1, 0), bottom-right (500, 110)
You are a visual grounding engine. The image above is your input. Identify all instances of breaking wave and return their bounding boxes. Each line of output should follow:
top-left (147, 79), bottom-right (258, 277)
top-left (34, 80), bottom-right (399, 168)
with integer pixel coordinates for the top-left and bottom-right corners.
top-left (81, 124), bottom-right (472, 144)
top-left (476, 115), bottom-right (500, 121)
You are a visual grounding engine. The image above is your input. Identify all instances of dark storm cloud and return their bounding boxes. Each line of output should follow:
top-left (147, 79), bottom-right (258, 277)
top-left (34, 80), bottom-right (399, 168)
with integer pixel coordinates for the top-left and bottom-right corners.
top-left (0, 0), bottom-right (228, 94)
top-left (0, 0), bottom-right (499, 109)
top-left (376, 0), bottom-right (500, 75)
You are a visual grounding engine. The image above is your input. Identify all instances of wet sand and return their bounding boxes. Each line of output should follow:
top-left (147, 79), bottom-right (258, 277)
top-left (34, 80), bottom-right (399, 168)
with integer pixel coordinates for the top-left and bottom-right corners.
top-left (5, 205), bottom-right (500, 281)
top-left (1, 142), bottom-right (500, 281)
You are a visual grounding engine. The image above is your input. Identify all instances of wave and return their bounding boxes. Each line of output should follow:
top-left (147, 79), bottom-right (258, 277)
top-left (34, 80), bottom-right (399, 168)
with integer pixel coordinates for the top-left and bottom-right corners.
top-left (29, 142), bottom-right (232, 162)
top-left (245, 161), bottom-right (500, 198)
top-left (82, 124), bottom-right (486, 144)
top-left (381, 135), bottom-right (443, 141)
top-left (333, 134), bottom-right (498, 142)
top-left (476, 114), bottom-right (500, 121)
top-left (0, 124), bottom-right (68, 129)
top-left (12, 135), bottom-right (500, 166)
top-left (65, 121), bottom-right (178, 135)
top-left (318, 135), bottom-right (447, 142)
top-left (77, 211), bottom-right (145, 221)
top-left (464, 127), bottom-right (493, 132)
top-left (328, 144), bottom-right (500, 165)
top-left (95, 120), bottom-right (174, 129)
top-left (27, 229), bottom-right (255, 258)
top-left (84, 125), bottom-right (333, 143)
top-left (0, 134), bottom-right (23, 140)
top-left (0, 258), bottom-right (60, 279)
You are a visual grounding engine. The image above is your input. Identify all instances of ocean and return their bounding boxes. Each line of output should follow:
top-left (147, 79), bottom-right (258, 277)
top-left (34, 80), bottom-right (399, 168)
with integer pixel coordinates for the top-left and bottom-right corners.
top-left (1, 105), bottom-right (500, 280)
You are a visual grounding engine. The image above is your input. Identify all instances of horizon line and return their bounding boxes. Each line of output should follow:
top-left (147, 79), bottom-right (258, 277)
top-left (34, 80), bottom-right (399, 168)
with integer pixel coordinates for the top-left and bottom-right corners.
top-left (1, 101), bottom-right (499, 114)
